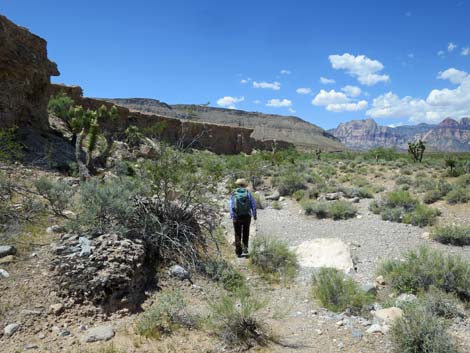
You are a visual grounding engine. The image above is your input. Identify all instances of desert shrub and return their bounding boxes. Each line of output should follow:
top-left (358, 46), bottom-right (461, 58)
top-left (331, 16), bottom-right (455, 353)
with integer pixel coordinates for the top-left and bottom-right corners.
top-left (208, 289), bottom-right (269, 350)
top-left (249, 237), bottom-right (298, 281)
top-left (377, 246), bottom-right (470, 300)
top-left (385, 190), bottom-right (418, 209)
top-left (338, 186), bottom-right (373, 199)
top-left (329, 200), bottom-right (358, 220)
top-left (275, 170), bottom-right (306, 196)
top-left (381, 206), bottom-right (405, 222)
top-left (423, 189), bottom-right (443, 204)
top-left (391, 303), bottom-right (458, 353)
top-left (272, 200), bottom-right (282, 210)
top-left (34, 177), bottom-right (74, 216)
top-left (396, 175), bottom-right (413, 186)
top-left (135, 289), bottom-right (194, 339)
top-left (455, 174), bottom-right (470, 186)
top-left (0, 128), bottom-right (23, 162)
top-left (252, 192), bottom-right (265, 209)
top-left (292, 189), bottom-right (305, 201)
top-left (350, 176), bottom-right (369, 188)
top-left (301, 200), bottom-right (327, 218)
top-left (422, 287), bottom-right (464, 319)
top-left (204, 258), bottom-right (246, 292)
top-left (431, 225), bottom-right (470, 246)
top-left (446, 186), bottom-right (470, 204)
top-left (402, 204), bottom-right (440, 227)
top-left (311, 268), bottom-right (373, 314)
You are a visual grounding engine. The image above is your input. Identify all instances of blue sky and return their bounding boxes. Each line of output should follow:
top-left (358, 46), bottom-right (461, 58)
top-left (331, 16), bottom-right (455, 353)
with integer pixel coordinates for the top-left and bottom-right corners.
top-left (2, 0), bottom-right (470, 129)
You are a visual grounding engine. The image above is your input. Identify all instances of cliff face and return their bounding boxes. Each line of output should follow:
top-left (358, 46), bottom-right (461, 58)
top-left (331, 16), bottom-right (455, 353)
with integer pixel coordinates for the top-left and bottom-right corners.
top-left (330, 118), bottom-right (470, 152)
top-left (49, 85), bottom-right (268, 155)
top-left (105, 98), bottom-right (344, 151)
top-left (422, 118), bottom-right (470, 151)
top-left (0, 15), bottom-right (59, 129)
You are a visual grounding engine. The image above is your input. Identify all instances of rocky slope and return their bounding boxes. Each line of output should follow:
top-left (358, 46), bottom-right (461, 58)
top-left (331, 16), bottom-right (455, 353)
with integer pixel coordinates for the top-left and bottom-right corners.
top-left (105, 98), bottom-right (344, 151)
top-left (329, 118), bottom-right (470, 152)
top-left (0, 15), bottom-right (59, 129)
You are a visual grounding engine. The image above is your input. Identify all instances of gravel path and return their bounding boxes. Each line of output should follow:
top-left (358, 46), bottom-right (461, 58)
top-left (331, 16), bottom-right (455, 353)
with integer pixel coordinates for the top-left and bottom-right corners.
top-left (255, 198), bottom-right (470, 284)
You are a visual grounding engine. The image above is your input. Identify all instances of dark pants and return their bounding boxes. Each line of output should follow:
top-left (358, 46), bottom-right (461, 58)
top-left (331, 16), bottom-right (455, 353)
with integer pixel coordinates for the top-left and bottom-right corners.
top-left (233, 215), bottom-right (251, 256)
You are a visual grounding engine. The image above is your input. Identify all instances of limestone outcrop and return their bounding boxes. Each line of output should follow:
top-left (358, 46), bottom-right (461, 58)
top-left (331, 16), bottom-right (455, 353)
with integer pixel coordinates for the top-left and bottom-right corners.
top-left (0, 15), bottom-right (59, 130)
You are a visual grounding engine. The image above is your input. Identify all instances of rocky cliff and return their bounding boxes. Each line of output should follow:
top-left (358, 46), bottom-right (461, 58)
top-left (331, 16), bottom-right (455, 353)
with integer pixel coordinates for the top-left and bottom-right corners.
top-left (49, 84), bottom-right (273, 155)
top-left (0, 15), bottom-right (59, 129)
top-left (105, 98), bottom-right (344, 151)
top-left (329, 118), bottom-right (470, 152)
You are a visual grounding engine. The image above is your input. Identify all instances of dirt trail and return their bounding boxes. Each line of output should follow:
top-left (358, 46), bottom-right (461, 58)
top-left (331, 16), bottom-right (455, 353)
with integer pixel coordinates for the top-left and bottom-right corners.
top-left (222, 197), bottom-right (470, 353)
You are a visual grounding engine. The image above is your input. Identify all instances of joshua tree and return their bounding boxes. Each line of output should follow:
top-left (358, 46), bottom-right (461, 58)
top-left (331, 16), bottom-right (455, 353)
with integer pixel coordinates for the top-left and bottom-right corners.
top-left (408, 140), bottom-right (426, 163)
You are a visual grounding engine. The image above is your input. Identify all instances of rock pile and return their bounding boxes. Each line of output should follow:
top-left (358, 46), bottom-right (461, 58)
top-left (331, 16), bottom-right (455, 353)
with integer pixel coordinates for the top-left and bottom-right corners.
top-left (50, 233), bottom-right (150, 311)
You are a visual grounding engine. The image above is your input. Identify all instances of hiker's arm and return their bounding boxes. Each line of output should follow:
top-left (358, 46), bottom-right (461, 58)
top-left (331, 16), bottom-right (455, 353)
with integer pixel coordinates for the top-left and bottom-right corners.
top-left (249, 193), bottom-right (257, 220)
top-left (229, 196), bottom-right (235, 219)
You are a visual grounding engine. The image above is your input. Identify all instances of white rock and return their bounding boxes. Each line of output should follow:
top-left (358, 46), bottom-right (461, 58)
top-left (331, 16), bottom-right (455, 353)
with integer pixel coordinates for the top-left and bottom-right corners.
top-left (0, 269), bottom-right (10, 278)
top-left (50, 303), bottom-right (65, 315)
top-left (373, 307), bottom-right (403, 325)
top-left (375, 275), bottom-right (385, 285)
top-left (4, 323), bottom-right (20, 337)
top-left (366, 324), bottom-right (384, 334)
top-left (292, 238), bottom-right (354, 272)
top-left (0, 245), bottom-right (16, 258)
top-left (82, 325), bottom-right (115, 343)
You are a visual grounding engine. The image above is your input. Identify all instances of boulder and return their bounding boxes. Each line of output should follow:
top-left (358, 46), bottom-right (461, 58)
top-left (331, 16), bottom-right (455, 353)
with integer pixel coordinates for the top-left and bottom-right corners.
top-left (0, 255), bottom-right (15, 264)
top-left (51, 233), bottom-right (148, 311)
top-left (292, 238), bottom-right (354, 272)
top-left (82, 325), bottom-right (115, 343)
top-left (375, 275), bottom-right (385, 286)
top-left (4, 323), bottom-right (20, 337)
top-left (318, 192), bottom-right (344, 201)
top-left (266, 190), bottom-right (280, 201)
top-left (168, 265), bottom-right (190, 281)
top-left (0, 269), bottom-right (10, 278)
top-left (373, 307), bottom-right (403, 325)
top-left (0, 245), bottom-right (16, 258)
top-left (395, 293), bottom-right (417, 306)
top-left (49, 303), bottom-right (65, 315)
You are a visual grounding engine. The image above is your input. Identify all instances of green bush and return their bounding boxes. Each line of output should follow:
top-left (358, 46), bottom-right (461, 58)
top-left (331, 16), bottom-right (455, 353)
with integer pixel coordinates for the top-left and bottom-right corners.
top-left (385, 190), bottom-right (418, 209)
top-left (34, 177), bottom-right (74, 216)
top-left (446, 186), bottom-right (470, 204)
top-left (204, 258), bottom-right (246, 292)
top-left (431, 225), bottom-right (470, 246)
top-left (252, 192), bottom-right (265, 209)
top-left (329, 200), bottom-right (358, 220)
top-left (391, 303), bottom-right (458, 353)
top-left (208, 289), bottom-right (268, 350)
top-left (423, 189), bottom-right (443, 204)
top-left (275, 171), bottom-right (306, 196)
top-left (311, 268), bottom-right (373, 314)
top-left (377, 246), bottom-right (470, 300)
top-left (272, 200), bottom-right (282, 210)
top-left (292, 189), bottom-right (305, 201)
top-left (402, 204), bottom-right (440, 227)
top-left (301, 200), bottom-right (357, 220)
top-left (0, 128), bottom-right (23, 162)
top-left (135, 289), bottom-right (194, 339)
top-left (422, 287), bottom-right (464, 319)
top-left (249, 237), bottom-right (298, 281)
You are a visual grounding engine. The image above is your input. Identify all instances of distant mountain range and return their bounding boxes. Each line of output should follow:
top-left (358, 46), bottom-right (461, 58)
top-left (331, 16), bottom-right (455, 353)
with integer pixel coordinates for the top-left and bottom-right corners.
top-left (105, 98), bottom-right (344, 151)
top-left (329, 118), bottom-right (470, 152)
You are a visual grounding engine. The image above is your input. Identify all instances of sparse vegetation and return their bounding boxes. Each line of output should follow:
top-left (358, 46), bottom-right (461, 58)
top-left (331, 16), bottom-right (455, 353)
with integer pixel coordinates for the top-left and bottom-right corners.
top-left (311, 268), bottom-right (373, 314)
top-left (301, 200), bottom-right (357, 220)
top-left (249, 237), bottom-right (298, 282)
top-left (391, 302), bottom-right (458, 353)
top-left (431, 225), bottom-right (470, 246)
top-left (135, 289), bottom-right (195, 339)
top-left (204, 258), bottom-right (246, 292)
top-left (34, 176), bottom-right (74, 216)
top-left (377, 247), bottom-right (470, 300)
top-left (208, 289), bottom-right (269, 350)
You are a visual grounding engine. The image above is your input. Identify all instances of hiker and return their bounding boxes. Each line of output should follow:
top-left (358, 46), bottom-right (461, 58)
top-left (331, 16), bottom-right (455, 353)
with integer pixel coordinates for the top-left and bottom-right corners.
top-left (229, 178), bottom-right (257, 257)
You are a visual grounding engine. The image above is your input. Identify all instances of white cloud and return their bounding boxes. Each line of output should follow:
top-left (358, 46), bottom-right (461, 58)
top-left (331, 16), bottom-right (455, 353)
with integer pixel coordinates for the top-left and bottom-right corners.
top-left (266, 98), bottom-right (292, 107)
top-left (280, 69), bottom-right (291, 75)
top-left (341, 85), bottom-right (361, 97)
top-left (253, 81), bottom-right (281, 90)
top-left (462, 47), bottom-right (470, 56)
top-left (366, 70), bottom-right (470, 123)
top-left (320, 77), bottom-right (335, 84)
top-left (329, 53), bottom-right (390, 86)
top-left (312, 89), bottom-right (367, 112)
top-left (240, 78), bottom-right (251, 84)
top-left (438, 50), bottom-right (445, 57)
top-left (448, 42), bottom-right (458, 52)
top-left (288, 108), bottom-right (296, 114)
top-left (217, 96), bottom-right (244, 109)
top-left (388, 123), bottom-right (404, 128)
top-left (252, 99), bottom-right (261, 104)
top-left (312, 89), bottom-right (349, 105)
top-left (437, 68), bottom-right (468, 84)
top-left (326, 100), bottom-right (368, 112)
top-left (296, 87), bottom-right (312, 95)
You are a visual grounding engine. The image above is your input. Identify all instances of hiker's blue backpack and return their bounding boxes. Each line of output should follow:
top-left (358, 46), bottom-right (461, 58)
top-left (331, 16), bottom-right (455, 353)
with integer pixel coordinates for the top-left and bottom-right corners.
top-left (232, 188), bottom-right (250, 216)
